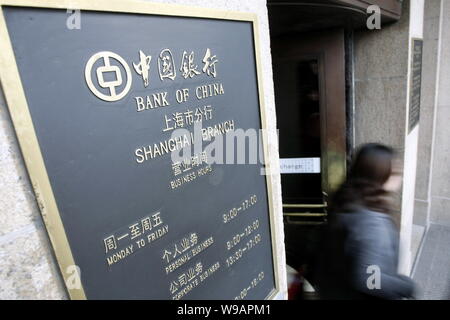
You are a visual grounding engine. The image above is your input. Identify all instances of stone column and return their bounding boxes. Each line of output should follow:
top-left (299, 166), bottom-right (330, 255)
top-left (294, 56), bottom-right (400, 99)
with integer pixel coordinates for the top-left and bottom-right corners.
top-left (353, 0), bottom-right (425, 275)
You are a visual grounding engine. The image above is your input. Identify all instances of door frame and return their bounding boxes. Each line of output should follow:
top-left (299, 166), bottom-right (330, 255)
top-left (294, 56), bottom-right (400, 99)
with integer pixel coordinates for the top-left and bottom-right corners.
top-left (272, 29), bottom-right (347, 213)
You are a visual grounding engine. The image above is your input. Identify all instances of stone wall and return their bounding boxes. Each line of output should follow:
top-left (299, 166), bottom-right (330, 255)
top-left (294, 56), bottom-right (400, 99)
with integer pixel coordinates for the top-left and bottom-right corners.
top-left (353, 1), bottom-right (410, 213)
top-left (429, 0), bottom-right (450, 226)
top-left (0, 90), bottom-right (67, 299)
top-left (352, 0), bottom-right (425, 274)
top-left (413, 0), bottom-right (441, 227)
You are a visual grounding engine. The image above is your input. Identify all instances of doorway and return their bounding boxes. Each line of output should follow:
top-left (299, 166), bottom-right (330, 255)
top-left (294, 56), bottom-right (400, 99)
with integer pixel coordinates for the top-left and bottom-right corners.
top-left (271, 29), bottom-right (348, 287)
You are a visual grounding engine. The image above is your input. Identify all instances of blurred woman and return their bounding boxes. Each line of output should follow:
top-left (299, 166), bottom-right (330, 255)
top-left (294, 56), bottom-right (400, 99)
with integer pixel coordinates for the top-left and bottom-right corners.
top-left (316, 143), bottom-right (416, 299)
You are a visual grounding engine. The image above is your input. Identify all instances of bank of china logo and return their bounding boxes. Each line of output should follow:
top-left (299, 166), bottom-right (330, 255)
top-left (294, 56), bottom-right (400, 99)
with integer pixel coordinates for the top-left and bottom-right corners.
top-left (84, 51), bottom-right (132, 102)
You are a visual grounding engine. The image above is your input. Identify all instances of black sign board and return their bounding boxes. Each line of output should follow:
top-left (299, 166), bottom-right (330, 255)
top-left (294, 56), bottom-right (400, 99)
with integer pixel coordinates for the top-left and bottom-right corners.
top-left (0, 1), bottom-right (279, 299)
top-left (408, 38), bottom-right (423, 133)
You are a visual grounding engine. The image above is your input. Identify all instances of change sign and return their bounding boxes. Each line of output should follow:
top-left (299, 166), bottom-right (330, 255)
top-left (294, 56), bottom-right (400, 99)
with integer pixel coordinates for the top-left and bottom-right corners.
top-left (0, 0), bottom-right (281, 299)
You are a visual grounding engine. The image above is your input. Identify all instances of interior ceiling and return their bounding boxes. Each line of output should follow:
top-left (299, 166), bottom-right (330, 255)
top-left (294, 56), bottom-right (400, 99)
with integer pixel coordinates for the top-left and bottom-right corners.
top-left (268, 1), bottom-right (387, 37)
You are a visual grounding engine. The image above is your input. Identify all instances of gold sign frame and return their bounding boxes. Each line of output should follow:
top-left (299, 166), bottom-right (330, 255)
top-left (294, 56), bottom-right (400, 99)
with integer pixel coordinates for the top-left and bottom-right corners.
top-left (0, 0), bottom-right (283, 300)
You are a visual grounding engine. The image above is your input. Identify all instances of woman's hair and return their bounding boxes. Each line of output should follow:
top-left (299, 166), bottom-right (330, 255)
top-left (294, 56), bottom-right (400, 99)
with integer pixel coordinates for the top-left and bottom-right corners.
top-left (329, 143), bottom-right (396, 214)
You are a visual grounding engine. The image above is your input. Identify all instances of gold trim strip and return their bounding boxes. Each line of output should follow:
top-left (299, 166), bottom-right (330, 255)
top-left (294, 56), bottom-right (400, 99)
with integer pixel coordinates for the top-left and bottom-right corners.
top-left (252, 15), bottom-right (283, 299)
top-left (0, 0), bottom-right (254, 21)
top-left (283, 213), bottom-right (327, 217)
top-left (0, 6), bottom-right (86, 300)
top-left (285, 219), bottom-right (326, 226)
top-left (283, 203), bottom-right (327, 208)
